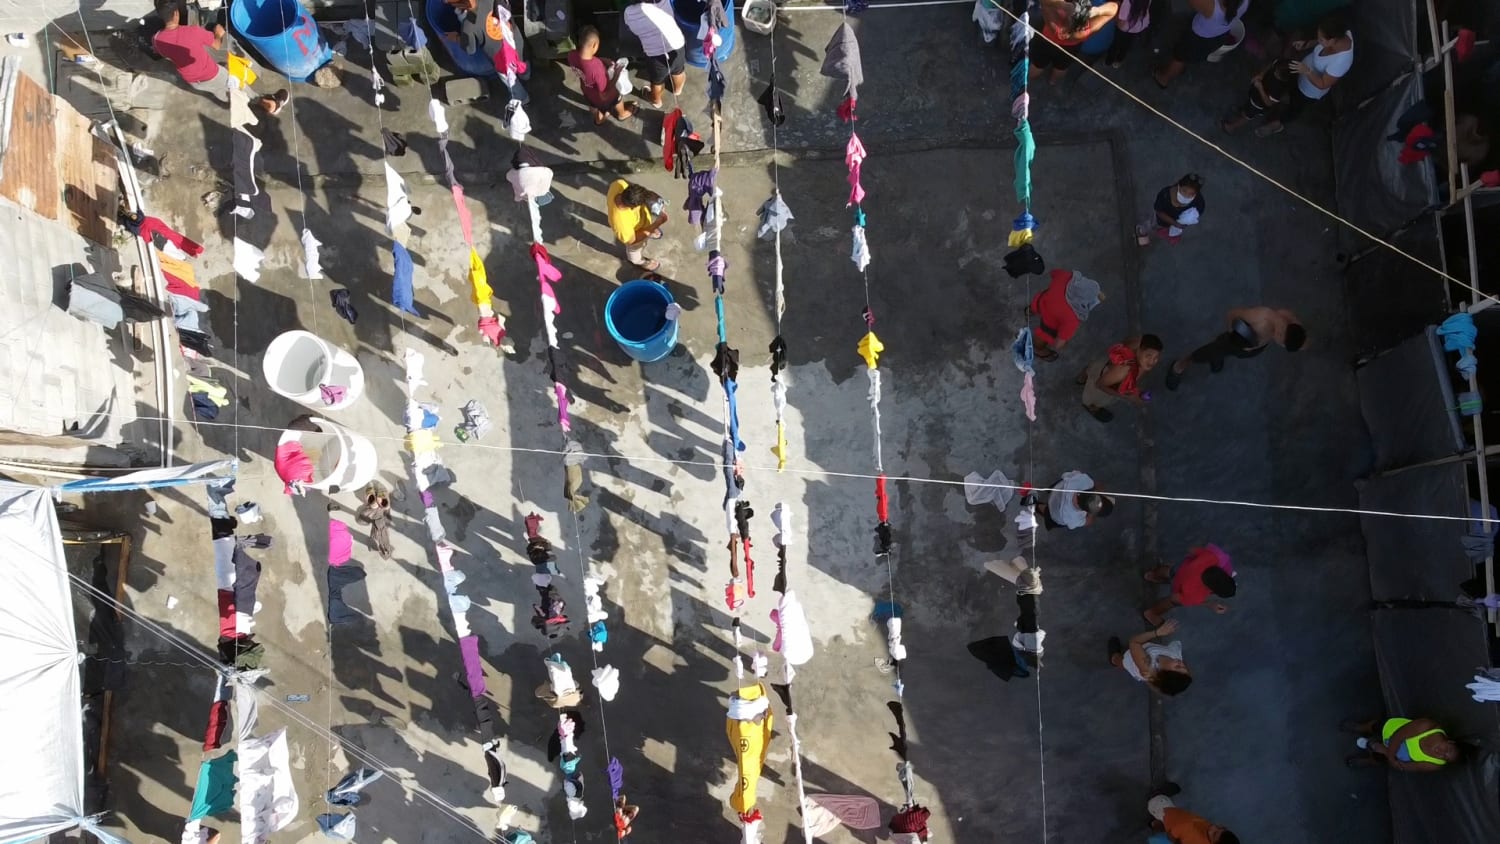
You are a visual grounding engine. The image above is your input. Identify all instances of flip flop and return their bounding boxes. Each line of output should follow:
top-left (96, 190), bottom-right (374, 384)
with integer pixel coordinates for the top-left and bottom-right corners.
top-left (640, 259), bottom-right (661, 272)
top-left (1107, 635), bottom-right (1124, 666)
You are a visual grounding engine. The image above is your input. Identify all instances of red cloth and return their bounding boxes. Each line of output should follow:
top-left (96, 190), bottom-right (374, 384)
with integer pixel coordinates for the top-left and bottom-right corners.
top-left (217, 589), bottom-right (236, 638)
top-left (742, 538), bottom-right (756, 598)
top-left (153, 25), bottom-right (218, 83)
top-left (1456, 28), bottom-right (1476, 62)
top-left (162, 269), bottom-right (200, 301)
top-left (274, 442), bottom-right (315, 494)
top-left (137, 215), bottom-right (204, 257)
top-left (890, 805), bottom-right (931, 836)
top-left (662, 108), bottom-right (683, 171)
top-left (203, 699), bottom-right (230, 750)
top-left (1171, 545), bottom-right (1233, 606)
top-left (1030, 269), bottom-right (1081, 345)
top-left (1107, 343), bottom-right (1142, 397)
top-left (1481, 170), bottom-right (1500, 188)
top-left (837, 96), bottom-right (858, 123)
top-left (532, 243), bottom-right (562, 283)
top-left (1398, 124), bottom-right (1436, 165)
top-left (477, 315), bottom-right (506, 347)
top-left (875, 474), bottom-right (889, 522)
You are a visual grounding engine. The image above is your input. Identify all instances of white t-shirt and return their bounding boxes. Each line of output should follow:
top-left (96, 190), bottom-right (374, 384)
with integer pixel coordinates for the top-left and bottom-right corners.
top-left (624, 0), bottom-right (686, 57)
top-left (1047, 470), bottom-right (1095, 529)
top-left (1298, 35), bottom-right (1354, 100)
top-left (1123, 640), bottom-right (1183, 682)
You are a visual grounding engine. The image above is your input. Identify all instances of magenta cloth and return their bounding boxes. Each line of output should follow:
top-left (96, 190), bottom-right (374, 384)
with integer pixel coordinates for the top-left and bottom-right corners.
top-left (328, 520), bottom-right (354, 566)
top-left (808, 793), bottom-right (881, 831)
top-left (493, 39), bottom-right (528, 77)
top-left (1204, 542), bottom-right (1234, 575)
top-left (532, 243), bottom-right (562, 283)
top-left (477, 315), bottom-right (506, 346)
top-left (848, 170), bottom-right (865, 206)
top-left (459, 635), bottom-right (487, 698)
top-left (1021, 370), bottom-right (1037, 421)
top-left (555, 383), bottom-right (571, 432)
top-left (540, 279), bottom-right (561, 316)
top-left (319, 384), bottom-right (346, 406)
top-left (421, 490), bottom-right (435, 507)
top-left (274, 442), bottom-right (315, 494)
top-left (452, 185), bottom-right (474, 247)
top-left (845, 132), bottom-right (866, 169)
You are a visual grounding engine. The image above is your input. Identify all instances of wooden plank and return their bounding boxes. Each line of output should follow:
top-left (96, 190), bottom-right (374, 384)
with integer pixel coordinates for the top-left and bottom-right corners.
top-left (0, 70), bottom-right (58, 220)
top-left (53, 102), bottom-right (118, 245)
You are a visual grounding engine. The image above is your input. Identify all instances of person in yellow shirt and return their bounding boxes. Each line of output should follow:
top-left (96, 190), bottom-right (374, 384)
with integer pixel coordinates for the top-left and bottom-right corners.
top-left (606, 179), bottom-right (667, 271)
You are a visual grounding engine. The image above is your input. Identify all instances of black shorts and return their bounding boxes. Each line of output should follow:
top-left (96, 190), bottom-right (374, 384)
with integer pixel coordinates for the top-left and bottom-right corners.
top-left (1172, 29), bottom-right (1226, 63)
top-left (1190, 332), bottom-right (1266, 365)
top-left (1031, 36), bottom-right (1082, 70)
top-left (645, 49), bottom-right (685, 84)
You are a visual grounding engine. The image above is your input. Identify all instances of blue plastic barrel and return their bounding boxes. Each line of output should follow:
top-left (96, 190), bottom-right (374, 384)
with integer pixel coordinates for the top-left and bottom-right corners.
top-left (229, 0), bottom-right (332, 82)
top-left (605, 280), bottom-right (678, 363)
top-left (426, 0), bottom-right (500, 78)
top-left (674, 0), bottom-right (735, 68)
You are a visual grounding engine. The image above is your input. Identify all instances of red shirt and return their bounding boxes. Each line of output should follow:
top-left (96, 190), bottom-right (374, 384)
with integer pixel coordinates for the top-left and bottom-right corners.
top-left (154, 26), bottom-right (218, 84)
top-left (1031, 269), bottom-right (1081, 345)
top-left (567, 50), bottom-right (615, 109)
top-left (1172, 546), bottom-right (1230, 606)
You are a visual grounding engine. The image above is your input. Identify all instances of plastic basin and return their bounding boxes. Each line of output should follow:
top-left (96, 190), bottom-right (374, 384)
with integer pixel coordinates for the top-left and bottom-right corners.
top-left (605, 280), bottom-right (678, 363)
top-left (229, 0), bottom-right (332, 82)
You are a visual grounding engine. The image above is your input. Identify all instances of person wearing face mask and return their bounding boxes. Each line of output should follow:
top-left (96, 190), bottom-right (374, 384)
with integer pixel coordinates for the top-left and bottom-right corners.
top-left (1077, 333), bottom-right (1164, 422)
top-left (1138, 174), bottom-right (1205, 246)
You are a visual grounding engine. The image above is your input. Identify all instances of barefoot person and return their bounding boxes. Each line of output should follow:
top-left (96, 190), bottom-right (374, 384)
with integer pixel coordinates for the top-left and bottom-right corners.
top-left (154, 2), bottom-right (287, 113)
top-left (1166, 306), bottom-right (1305, 390)
top-left (606, 180), bottom-right (667, 271)
top-left (1079, 334), bottom-right (1163, 422)
top-left (1143, 544), bottom-right (1236, 626)
top-left (568, 26), bottom-right (640, 125)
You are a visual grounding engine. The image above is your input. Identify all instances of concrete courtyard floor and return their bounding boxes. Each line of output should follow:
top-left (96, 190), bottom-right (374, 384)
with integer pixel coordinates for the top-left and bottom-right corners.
top-left (69, 4), bottom-right (1390, 843)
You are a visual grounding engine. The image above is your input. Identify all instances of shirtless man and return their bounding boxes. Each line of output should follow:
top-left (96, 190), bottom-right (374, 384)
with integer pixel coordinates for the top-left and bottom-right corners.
top-left (1165, 306), bottom-right (1305, 390)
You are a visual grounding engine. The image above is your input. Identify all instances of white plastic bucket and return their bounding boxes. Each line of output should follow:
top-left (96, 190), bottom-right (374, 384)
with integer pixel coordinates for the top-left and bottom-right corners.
top-left (278, 417), bottom-right (377, 492)
top-left (262, 329), bottom-right (365, 411)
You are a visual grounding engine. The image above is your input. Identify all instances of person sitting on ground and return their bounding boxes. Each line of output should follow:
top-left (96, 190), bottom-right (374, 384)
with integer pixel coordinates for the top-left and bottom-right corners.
top-left (1148, 782), bottom-right (1240, 843)
top-left (1254, 11), bottom-right (1354, 137)
top-left (1138, 174), bottom-right (1205, 246)
top-left (1109, 619), bottom-right (1193, 696)
top-left (153, 1), bottom-right (286, 113)
top-left (1079, 334), bottom-right (1163, 422)
top-left (1143, 544), bottom-right (1236, 625)
top-left (1166, 305), bottom-right (1305, 389)
top-left (1220, 58), bottom-right (1294, 134)
top-left (568, 26), bottom-right (640, 125)
top-left (1029, 268), bottom-right (1104, 361)
top-left (623, 0), bottom-right (687, 108)
top-left (1343, 716), bottom-right (1463, 771)
top-left (1036, 470), bottom-right (1114, 530)
top-left (606, 179), bottom-right (667, 271)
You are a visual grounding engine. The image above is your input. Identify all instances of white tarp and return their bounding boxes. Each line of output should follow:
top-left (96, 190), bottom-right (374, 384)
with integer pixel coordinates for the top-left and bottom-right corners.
top-left (56, 458), bottom-right (235, 494)
top-left (0, 482), bottom-right (99, 842)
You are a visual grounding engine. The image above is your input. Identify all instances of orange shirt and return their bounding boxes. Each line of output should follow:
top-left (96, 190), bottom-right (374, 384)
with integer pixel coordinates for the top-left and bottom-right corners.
top-left (1162, 808), bottom-right (1216, 844)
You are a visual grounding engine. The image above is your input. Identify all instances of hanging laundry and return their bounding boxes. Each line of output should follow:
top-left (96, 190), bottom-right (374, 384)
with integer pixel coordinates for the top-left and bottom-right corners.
top-left (231, 126), bottom-right (262, 218)
top-left (532, 243), bottom-right (562, 283)
top-left (1014, 120), bottom-right (1035, 207)
top-left (391, 241), bottom-right (420, 316)
top-left (505, 100), bottom-right (532, 141)
top-left (712, 342), bottom-right (740, 382)
top-left (564, 462), bottom-right (588, 513)
top-left (188, 751), bottom-right (238, 820)
top-left (857, 331), bottom-right (884, 368)
top-left (821, 22), bottom-right (864, 99)
top-left (591, 665), bottom-right (620, 701)
top-left (124, 213), bottom-right (205, 257)
top-left (538, 654), bottom-right (582, 707)
top-left (460, 635), bottom-right (487, 698)
top-left (477, 315), bottom-right (507, 348)
top-left (239, 729), bottom-right (298, 840)
top-left (317, 813), bottom-right (356, 841)
top-left (725, 683), bottom-right (773, 815)
top-left (327, 565), bottom-right (367, 624)
top-left (1003, 243), bottom-right (1045, 277)
top-left (771, 590), bottom-right (813, 665)
top-left (1021, 370), bottom-right (1037, 421)
top-left (685, 168), bottom-right (718, 229)
top-left (708, 251), bottom-right (728, 292)
top-left (756, 82), bottom-right (785, 126)
top-left (301, 229), bottom-right (323, 279)
top-left (203, 699), bottom-right (230, 750)
top-left (326, 768), bottom-right (383, 807)
top-left (851, 224), bottom-right (871, 271)
top-left (233, 238), bottom-right (264, 283)
top-left (380, 128), bottom-right (408, 156)
top-left (329, 289), bottom-right (357, 324)
top-left (964, 469), bottom-right (1014, 511)
top-left (468, 248), bottom-right (493, 307)
top-left (973, 0), bottom-right (1004, 43)
top-left (384, 162), bottom-right (414, 237)
top-left (756, 192), bottom-right (793, 240)
top-left (662, 109), bottom-right (704, 177)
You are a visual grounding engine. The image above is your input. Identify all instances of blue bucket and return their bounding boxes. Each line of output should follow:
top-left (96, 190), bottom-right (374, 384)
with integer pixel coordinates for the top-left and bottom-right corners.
top-left (229, 0), bottom-right (332, 82)
top-left (674, 0), bottom-right (735, 68)
top-left (605, 280), bottom-right (678, 363)
top-left (426, 0), bottom-right (500, 78)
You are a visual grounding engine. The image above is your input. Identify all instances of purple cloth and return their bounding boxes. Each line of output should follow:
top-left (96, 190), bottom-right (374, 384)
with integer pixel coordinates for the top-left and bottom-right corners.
top-left (608, 757), bottom-right (624, 799)
top-left (319, 384), bottom-right (347, 406)
top-left (685, 169), bottom-right (717, 228)
top-left (421, 489), bottom-right (435, 507)
top-left (459, 635), bottom-right (486, 698)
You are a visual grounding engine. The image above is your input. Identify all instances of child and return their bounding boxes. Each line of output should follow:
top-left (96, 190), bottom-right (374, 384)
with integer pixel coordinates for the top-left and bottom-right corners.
top-left (1220, 61), bottom-right (1292, 133)
top-left (567, 26), bottom-right (639, 125)
top-left (1137, 173), bottom-right (1205, 246)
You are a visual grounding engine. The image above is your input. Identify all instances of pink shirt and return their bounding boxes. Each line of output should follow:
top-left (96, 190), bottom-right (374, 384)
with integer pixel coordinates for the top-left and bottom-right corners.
top-left (154, 26), bottom-right (218, 84)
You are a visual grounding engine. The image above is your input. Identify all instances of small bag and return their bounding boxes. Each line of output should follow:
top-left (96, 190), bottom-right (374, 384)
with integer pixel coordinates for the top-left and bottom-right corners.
top-left (612, 58), bottom-right (632, 96)
top-left (226, 53), bottom-right (257, 87)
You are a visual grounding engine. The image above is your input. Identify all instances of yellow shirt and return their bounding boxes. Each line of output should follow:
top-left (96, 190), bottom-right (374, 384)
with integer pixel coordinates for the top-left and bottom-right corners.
top-left (607, 179), bottom-right (653, 245)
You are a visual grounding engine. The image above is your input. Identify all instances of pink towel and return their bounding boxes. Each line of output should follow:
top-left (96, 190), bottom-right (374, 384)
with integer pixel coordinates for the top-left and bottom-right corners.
top-left (1021, 371), bottom-right (1037, 421)
top-left (555, 383), bottom-right (571, 433)
top-left (452, 185), bottom-right (474, 247)
top-left (808, 793), bottom-right (880, 830)
top-left (459, 635), bottom-right (486, 698)
top-left (274, 442), bottom-right (315, 494)
top-left (845, 132), bottom-right (866, 169)
top-left (532, 243), bottom-right (562, 283)
top-left (328, 520), bottom-right (353, 567)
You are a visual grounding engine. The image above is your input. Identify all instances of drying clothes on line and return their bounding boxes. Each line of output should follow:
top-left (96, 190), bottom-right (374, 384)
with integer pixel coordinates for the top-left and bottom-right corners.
top-left (233, 238), bottom-right (264, 283)
top-left (852, 224), bottom-right (871, 271)
top-left (391, 241), bottom-right (420, 316)
top-left (218, 635), bottom-right (265, 670)
top-left (771, 590), bottom-right (813, 665)
top-left (821, 22), bottom-right (864, 98)
top-left (564, 462), bottom-right (589, 513)
top-left (1004, 243), bottom-right (1045, 277)
top-left (317, 813), bottom-right (356, 841)
top-left (1440, 312), bottom-right (1478, 378)
top-left (328, 520), bottom-right (353, 566)
top-left (326, 768), bottom-right (383, 807)
top-left (188, 751), bottom-right (238, 820)
top-left (384, 162), bottom-right (414, 238)
top-left (481, 739), bottom-right (508, 802)
top-left (505, 100), bottom-right (532, 141)
top-left (125, 213), bottom-right (205, 257)
top-left (240, 728), bottom-right (298, 841)
top-left (1014, 120), bottom-right (1035, 206)
top-left (231, 544), bottom-right (262, 615)
top-left (756, 192), bottom-right (793, 239)
top-left (327, 564), bottom-right (367, 624)
top-left (460, 635), bottom-right (487, 698)
top-left (380, 128), bottom-right (408, 156)
top-left (964, 469), bottom-right (1014, 511)
top-left (973, 0), bottom-right (1004, 42)
top-left (805, 793), bottom-right (881, 835)
top-left (726, 683), bottom-right (774, 815)
top-left (170, 293), bottom-right (211, 333)
top-left (592, 665), bottom-right (620, 701)
top-left (533, 583), bottom-right (570, 638)
top-left (538, 654), bottom-right (582, 708)
top-left (159, 251), bottom-right (201, 300)
top-left (889, 804), bottom-right (932, 841)
top-left (757, 82), bottom-right (785, 126)
top-left (662, 109), bottom-right (704, 177)
top-left (203, 699), bottom-right (230, 750)
top-left (329, 288), bottom-right (357, 324)
top-left (858, 331), bottom-right (884, 369)
top-left (300, 229), bottom-right (323, 279)
top-left (685, 168), bottom-right (718, 229)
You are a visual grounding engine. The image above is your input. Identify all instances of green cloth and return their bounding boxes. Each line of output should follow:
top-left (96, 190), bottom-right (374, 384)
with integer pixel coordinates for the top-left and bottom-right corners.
top-left (189, 751), bottom-right (238, 821)
top-left (1014, 120), bottom-right (1035, 207)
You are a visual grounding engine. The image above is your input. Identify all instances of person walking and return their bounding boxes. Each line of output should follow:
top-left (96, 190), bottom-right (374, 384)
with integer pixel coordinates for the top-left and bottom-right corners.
top-left (1029, 268), bottom-right (1104, 361)
top-left (1152, 0), bottom-right (1250, 88)
top-left (568, 26), bottom-right (640, 125)
top-left (1147, 783), bottom-right (1240, 843)
top-left (1137, 174), bottom-right (1205, 246)
top-left (1108, 619), bottom-right (1193, 696)
top-left (1143, 544), bottom-right (1236, 625)
top-left (153, 2), bottom-right (286, 113)
top-left (1219, 58), bottom-right (1295, 134)
top-left (1036, 470), bottom-right (1114, 529)
top-left (1078, 334), bottom-right (1163, 422)
top-left (1342, 716), bottom-right (1463, 771)
top-left (623, 0), bottom-right (687, 108)
top-left (1253, 11), bottom-right (1355, 137)
top-left (606, 179), bottom-right (667, 271)
top-left (1165, 306), bottom-right (1305, 389)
